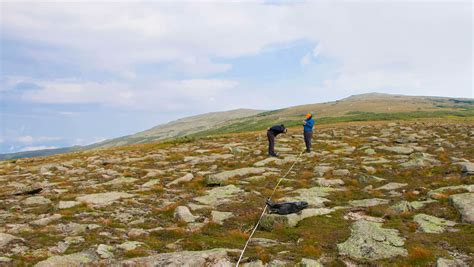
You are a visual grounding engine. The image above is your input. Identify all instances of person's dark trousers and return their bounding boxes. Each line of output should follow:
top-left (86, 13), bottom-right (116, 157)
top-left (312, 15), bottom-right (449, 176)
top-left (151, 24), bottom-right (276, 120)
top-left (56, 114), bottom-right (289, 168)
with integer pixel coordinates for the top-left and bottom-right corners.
top-left (304, 131), bottom-right (313, 152)
top-left (267, 130), bottom-right (276, 156)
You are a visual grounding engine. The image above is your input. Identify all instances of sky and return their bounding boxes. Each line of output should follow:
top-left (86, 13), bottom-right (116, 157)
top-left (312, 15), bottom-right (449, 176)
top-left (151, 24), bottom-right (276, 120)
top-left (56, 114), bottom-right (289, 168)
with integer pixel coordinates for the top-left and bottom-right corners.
top-left (0, 0), bottom-right (472, 154)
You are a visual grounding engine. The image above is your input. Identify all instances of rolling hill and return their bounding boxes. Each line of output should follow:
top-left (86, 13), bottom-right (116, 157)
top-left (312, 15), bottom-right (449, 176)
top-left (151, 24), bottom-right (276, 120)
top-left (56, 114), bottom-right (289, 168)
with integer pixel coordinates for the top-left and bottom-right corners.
top-left (1, 93), bottom-right (472, 160)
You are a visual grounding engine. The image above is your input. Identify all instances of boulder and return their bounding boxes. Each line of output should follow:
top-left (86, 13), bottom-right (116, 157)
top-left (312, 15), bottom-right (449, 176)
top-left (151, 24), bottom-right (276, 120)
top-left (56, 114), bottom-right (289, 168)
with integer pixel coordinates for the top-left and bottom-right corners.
top-left (96, 244), bottom-right (114, 259)
top-left (390, 200), bottom-right (435, 213)
top-left (459, 162), bottom-right (474, 175)
top-left (141, 179), bottom-right (161, 188)
top-left (349, 198), bottom-right (390, 208)
top-left (314, 165), bottom-right (333, 176)
top-left (450, 193), bottom-right (474, 223)
top-left (194, 185), bottom-right (244, 207)
top-left (76, 192), bottom-right (134, 206)
top-left (205, 167), bottom-right (266, 185)
top-left (174, 206), bottom-right (197, 223)
top-left (31, 214), bottom-right (62, 226)
top-left (337, 220), bottom-right (407, 260)
top-left (332, 169), bottom-right (350, 176)
top-left (413, 214), bottom-right (456, 233)
top-left (260, 208), bottom-right (334, 231)
top-left (376, 146), bottom-right (414, 155)
top-left (376, 183), bottom-right (407, 191)
top-left (400, 152), bottom-right (440, 168)
top-left (58, 201), bottom-right (80, 209)
top-left (211, 211), bottom-right (233, 225)
top-left (103, 177), bottom-right (137, 185)
top-left (117, 248), bottom-right (236, 266)
top-left (167, 173), bottom-right (194, 187)
top-left (298, 258), bottom-right (323, 267)
top-left (23, 196), bottom-right (51, 206)
top-left (117, 241), bottom-right (145, 251)
top-left (280, 187), bottom-right (338, 207)
top-left (316, 178), bottom-right (344, 187)
top-left (0, 233), bottom-right (21, 249)
top-left (436, 257), bottom-right (468, 267)
top-left (35, 250), bottom-right (98, 267)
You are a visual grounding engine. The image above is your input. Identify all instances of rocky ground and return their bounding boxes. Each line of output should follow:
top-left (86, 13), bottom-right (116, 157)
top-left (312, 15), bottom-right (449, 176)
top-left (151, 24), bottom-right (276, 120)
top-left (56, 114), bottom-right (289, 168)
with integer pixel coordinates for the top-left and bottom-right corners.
top-left (0, 120), bottom-right (473, 266)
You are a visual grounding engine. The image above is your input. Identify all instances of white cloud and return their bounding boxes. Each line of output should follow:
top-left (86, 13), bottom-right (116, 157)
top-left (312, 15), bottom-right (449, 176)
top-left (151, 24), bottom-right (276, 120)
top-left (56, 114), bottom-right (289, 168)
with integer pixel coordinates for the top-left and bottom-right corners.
top-left (15, 135), bottom-right (62, 143)
top-left (20, 146), bottom-right (57, 152)
top-left (2, 1), bottom-right (472, 102)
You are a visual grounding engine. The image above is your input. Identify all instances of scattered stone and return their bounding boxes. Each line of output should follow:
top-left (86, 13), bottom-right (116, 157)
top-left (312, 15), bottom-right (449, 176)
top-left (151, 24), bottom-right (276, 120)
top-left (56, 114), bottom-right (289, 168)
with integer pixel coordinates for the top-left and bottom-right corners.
top-left (316, 178), bottom-right (344, 187)
top-left (58, 201), bottom-right (80, 209)
top-left (357, 175), bottom-right (385, 184)
top-left (332, 169), bottom-right (350, 176)
top-left (344, 211), bottom-right (384, 223)
top-left (167, 173), bottom-right (194, 187)
top-left (401, 152), bottom-right (440, 168)
top-left (211, 211), bottom-right (233, 225)
top-left (281, 187), bottom-right (339, 207)
top-left (205, 167), bottom-right (266, 185)
top-left (31, 214), bottom-right (62, 226)
top-left (35, 250), bottom-right (98, 267)
top-left (349, 198), bottom-right (390, 207)
top-left (450, 193), bottom-right (474, 223)
top-left (103, 177), bottom-right (138, 185)
top-left (117, 248), bottom-right (237, 266)
top-left (428, 185), bottom-right (474, 198)
top-left (390, 200), bottom-right (435, 213)
top-left (76, 191), bottom-right (134, 206)
top-left (337, 220), bottom-right (407, 260)
top-left (249, 238), bottom-right (286, 247)
top-left (260, 208), bottom-right (334, 230)
top-left (364, 149), bottom-right (376, 155)
top-left (194, 185), bottom-right (244, 206)
top-left (0, 233), bottom-right (21, 249)
top-left (141, 179), bottom-right (160, 188)
top-left (459, 162), bottom-right (474, 175)
top-left (0, 257), bottom-right (12, 263)
top-left (299, 258), bottom-right (323, 267)
top-left (436, 257), bottom-right (468, 267)
top-left (23, 196), bottom-right (51, 206)
top-left (117, 241), bottom-right (145, 251)
top-left (362, 166), bottom-right (376, 174)
top-left (96, 244), bottom-right (114, 259)
top-left (376, 182), bottom-right (407, 191)
top-left (376, 145), bottom-right (414, 155)
top-left (314, 165), bottom-right (334, 176)
top-left (413, 214), bottom-right (456, 233)
top-left (174, 206), bottom-right (197, 223)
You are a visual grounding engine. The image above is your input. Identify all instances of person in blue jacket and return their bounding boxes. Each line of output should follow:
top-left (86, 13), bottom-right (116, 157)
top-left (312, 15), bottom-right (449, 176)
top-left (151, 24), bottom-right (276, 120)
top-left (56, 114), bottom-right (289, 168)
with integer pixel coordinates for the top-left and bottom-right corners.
top-left (303, 113), bottom-right (314, 153)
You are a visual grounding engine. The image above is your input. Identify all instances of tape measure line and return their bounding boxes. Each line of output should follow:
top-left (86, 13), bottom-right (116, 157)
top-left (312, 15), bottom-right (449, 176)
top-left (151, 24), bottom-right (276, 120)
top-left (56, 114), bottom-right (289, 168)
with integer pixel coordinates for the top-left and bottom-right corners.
top-left (236, 150), bottom-right (305, 266)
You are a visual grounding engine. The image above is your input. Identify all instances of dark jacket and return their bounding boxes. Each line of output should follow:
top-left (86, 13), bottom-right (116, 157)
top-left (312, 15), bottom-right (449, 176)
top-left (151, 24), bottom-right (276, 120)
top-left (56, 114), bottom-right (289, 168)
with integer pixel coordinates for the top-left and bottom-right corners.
top-left (268, 125), bottom-right (286, 136)
top-left (304, 118), bottom-right (314, 132)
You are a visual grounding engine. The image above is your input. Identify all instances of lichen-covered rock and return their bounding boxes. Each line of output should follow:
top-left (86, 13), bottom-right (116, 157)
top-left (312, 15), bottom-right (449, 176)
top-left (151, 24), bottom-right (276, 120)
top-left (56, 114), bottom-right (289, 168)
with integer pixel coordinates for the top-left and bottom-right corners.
top-left (459, 161), bottom-right (474, 175)
top-left (211, 211), bottom-right (233, 225)
top-left (413, 213), bottom-right (456, 233)
top-left (117, 241), bottom-right (145, 251)
top-left (376, 145), bottom-right (413, 155)
top-left (35, 250), bottom-right (98, 267)
top-left (0, 233), bottom-right (21, 249)
top-left (31, 214), bottom-right (62, 226)
top-left (194, 185), bottom-right (244, 206)
top-left (337, 220), bottom-right (407, 261)
top-left (260, 208), bottom-right (334, 231)
top-left (390, 200), bottom-right (435, 213)
top-left (349, 198), bottom-right (389, 208)
top-left (280, 187), bottom-right (340, 207)
top-left (436, 257), bottom-right (468, 267)
top-left (298, 258), bottom-right (324, 267)
top-left (314, 165), bottom-right (333, 176)
top-left (58, 201), bottom-right (80, 209)
top-left (174, 206), bottom-right (197, 223)
top-left (23, 196), bottom-right (51, 206)
top-left (376, 182), bottom-right (407, 191)
top-left (167, 173), bottom-right (194, 186)
top-left (450, 193), bottom-right (474, 223)
top-left (96, 244), bottom-right (114, 259)
top-left (117, 248), bottom-right (236, 266)
top-left (205, 167), bottom-right (266, 185)
top-left (76, 191), bottom-right (134, 206)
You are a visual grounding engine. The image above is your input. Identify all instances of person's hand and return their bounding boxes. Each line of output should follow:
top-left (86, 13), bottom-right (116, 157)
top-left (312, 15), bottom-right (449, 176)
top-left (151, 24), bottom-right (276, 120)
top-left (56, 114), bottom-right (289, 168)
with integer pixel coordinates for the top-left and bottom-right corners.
top-left (303, 121), bottom-right (306, 125)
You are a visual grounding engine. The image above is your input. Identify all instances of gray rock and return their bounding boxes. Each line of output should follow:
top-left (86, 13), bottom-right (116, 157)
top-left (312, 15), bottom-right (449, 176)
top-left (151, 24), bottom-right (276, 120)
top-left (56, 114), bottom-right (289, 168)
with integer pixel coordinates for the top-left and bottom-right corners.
top-left (450, 193), bottom-right (474, 223)
top-left (211, 211), bottom-right (233, 225)
top-left (0, 233), bottom-right (21, 249)
top-left (174, 206), bottom-right (197, 223)
top-left (337, 220), bottom-right (407, 260)
top-left (205, 167), bottom-right (266, 185)
top-left (459, 162), bottom-right (474, 175)
top-left (436, 257), bottom-right (468, 267)
top-left (260, 208), bottom-right (334, 230)
top-left (141, 179), bottom-right (161, 188)
top-left (0, 257), bottom-right (12, 263)
top-left (194, 185), bottom-right (244, 206)
top-left (242, 260), bottom-right (265, 267)
top-left (413, 214), bottom-right (456, 233)
top-left (376, 183), bottom-right (407, 191)
top-left (400, 152), bottom-right (440, 168)
top-left (332, 169), bottom-right (350, 176)
top-left (428, 185), bottom-right (474, 198)
top-left (23, 196), bottom-right (51, 206)
top-left (31, 214), bottom-right (62, 226)
top-left (349, 198), bottom-right (390, 207)
top-left (58, 201), bottom-right (80, 209)
top-left (167, 173), bottom-right (194, 187)
top-left (298, 258), bottom-right (324, 267)
top-left (117, 241), bottom-right (145, 251)
top-left (96, 244), bottom-right (114, 259)
top-left (117, 248), bottom-right (236, 266)
top-left (376, 146), bottom-right (414, 155)
top-left (35, 250), bottom-right (98, 267)
top-left (103, 177), bottom-right (137, 185)
top-left (280, 187), bottom-right (339, 207)
top-left (76, 191), bottom-right (134, 206)
top-left (390, 200), bottom-right (435, 213)
top-left (314, 166), bottom-right (334, 176)
top-left (357, 175), bottom-right (385, 184)
top-left (316, 178), bottom-right (344, 187)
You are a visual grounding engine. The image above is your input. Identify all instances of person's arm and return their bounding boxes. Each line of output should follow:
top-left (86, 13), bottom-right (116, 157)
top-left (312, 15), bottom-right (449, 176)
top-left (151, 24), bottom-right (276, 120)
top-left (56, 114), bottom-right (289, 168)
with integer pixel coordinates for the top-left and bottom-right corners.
top-left (307, 119), bottom-right (314, 129)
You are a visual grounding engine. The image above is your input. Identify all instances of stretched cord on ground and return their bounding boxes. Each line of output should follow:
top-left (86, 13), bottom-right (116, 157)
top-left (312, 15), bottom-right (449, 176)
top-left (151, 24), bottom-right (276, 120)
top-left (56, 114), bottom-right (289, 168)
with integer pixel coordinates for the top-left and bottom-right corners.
top-left (236, 149), bottom-right (305, 266)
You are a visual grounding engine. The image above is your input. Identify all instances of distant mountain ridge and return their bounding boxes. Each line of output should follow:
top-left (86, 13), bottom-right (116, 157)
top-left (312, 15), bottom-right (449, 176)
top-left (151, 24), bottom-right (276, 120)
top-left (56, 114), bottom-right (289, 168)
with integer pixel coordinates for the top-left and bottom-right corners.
top-left (1, 93), bottom-right (473, 160)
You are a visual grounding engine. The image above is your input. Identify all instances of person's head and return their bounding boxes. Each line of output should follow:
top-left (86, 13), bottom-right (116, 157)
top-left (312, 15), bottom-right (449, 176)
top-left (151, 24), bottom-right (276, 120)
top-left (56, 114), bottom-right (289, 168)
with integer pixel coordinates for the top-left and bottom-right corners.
top-left (305, 113), bottom-right (312, 119)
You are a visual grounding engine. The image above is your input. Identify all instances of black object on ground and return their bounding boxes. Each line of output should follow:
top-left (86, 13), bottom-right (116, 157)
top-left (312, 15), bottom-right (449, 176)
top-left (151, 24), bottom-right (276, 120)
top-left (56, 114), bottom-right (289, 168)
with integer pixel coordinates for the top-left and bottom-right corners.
top-left (266, 199), bottom-right (308, 215)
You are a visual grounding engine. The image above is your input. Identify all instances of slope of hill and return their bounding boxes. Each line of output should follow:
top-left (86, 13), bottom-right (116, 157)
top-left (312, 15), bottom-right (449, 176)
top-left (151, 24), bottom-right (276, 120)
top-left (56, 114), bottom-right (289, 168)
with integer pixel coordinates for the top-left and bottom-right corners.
top-left (1, 93), bottom-right (472, 160)
top-left (1, 120), bottom-right (473, 265)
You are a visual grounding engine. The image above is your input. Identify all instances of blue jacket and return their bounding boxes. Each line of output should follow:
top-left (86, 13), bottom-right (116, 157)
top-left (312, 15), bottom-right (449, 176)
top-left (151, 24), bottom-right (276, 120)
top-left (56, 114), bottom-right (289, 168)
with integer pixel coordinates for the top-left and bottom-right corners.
top-left (304, 118), bottom-right (314, 132)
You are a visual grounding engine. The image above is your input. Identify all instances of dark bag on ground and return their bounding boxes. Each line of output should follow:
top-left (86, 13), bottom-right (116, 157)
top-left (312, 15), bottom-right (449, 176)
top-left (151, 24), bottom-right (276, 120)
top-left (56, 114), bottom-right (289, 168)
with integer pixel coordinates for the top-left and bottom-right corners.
top-left (266, 199), bottom-right (308, 215)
